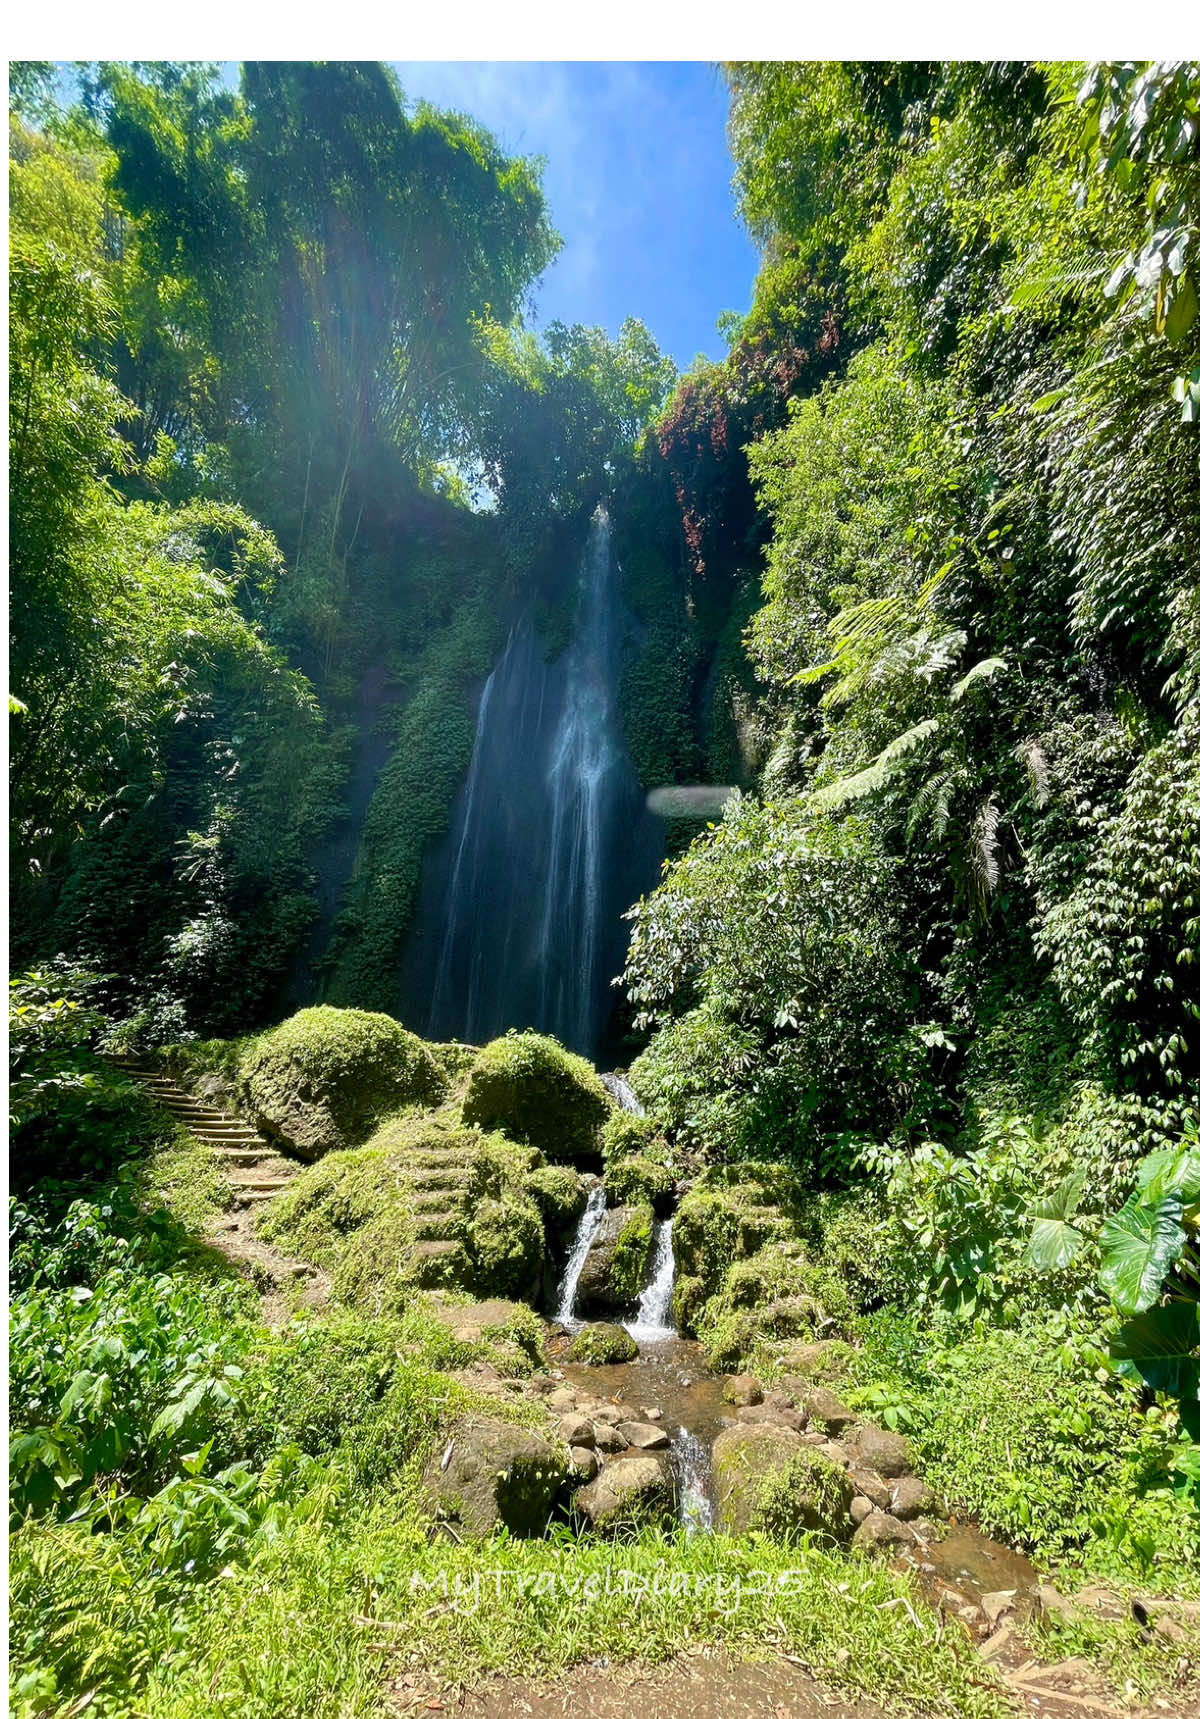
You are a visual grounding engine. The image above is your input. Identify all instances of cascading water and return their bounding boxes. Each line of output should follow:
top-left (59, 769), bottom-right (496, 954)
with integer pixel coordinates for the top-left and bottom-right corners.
top-left (673, 1426), bottom-right (716, 1534)
top-left (398, 505), bottom-right (661, 1059)
top-left (554, 1184), bottom-right (608, 1324)
top-left (600, 1071), bottom-right (644, 1114)
top-left (624, 1217), bottom-right (676, 1344)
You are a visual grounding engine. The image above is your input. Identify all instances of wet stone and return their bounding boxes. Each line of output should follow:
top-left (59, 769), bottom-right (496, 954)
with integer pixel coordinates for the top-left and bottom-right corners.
top-left (850, 1496), bottom-right (875, 1526)
top-left (889, 1476), bottom-right (934, 1520)
top-left (723, 1375), bottom-right (764, 1406)
top-left (852, 1512), bottom-right (918, 1554)
top-left (619, 1421), bottom-right (670, 1450)
top-left (558, 1413), bottom-right (595, 1448)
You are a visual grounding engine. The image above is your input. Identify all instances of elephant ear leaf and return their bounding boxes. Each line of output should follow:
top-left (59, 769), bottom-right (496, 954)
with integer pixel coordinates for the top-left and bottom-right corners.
top-left (1137, 1146), bottom-right (1200, 1205)
top-left (1025, 1169), bottom-right (1086, 1272)
top-left (1098, 1194), bottom-right (1185, 1316)
top-left (1110, 1299), bottom-right (1200, 1436)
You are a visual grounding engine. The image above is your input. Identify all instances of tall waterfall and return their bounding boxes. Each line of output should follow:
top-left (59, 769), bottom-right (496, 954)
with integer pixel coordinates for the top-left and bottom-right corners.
top-left (399, 505), bottom-right (661, 1058)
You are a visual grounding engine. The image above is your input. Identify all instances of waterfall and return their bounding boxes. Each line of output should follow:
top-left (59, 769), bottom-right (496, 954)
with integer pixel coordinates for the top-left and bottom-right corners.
top-left (673, 1426), bottom-right (716, 1535)
top-left (600, 1072), bottom-right (644, 1114)
top-left (398, 504), bottom-right (662, 1059)
top-left (554, 1184), bottom-right (608, 1323)
top-left (624, 1217), bottom-right (676, 1343)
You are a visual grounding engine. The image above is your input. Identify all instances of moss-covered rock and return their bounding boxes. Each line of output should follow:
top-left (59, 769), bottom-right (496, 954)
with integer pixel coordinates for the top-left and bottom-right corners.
top-left (239, 1006), bottom-right (446, 1160)
top-left (712, 1424), bottom-right (853, 1541)
top-left (527, 1165), bottom-right (587, 1237)
top-left (574, 1453), bottom-right (676, 1531)
top-left (259, 1114), bottom-right (550, 1310)
top-left (600, 1110), bottom-right (662, 1161)
top-left (604, 1154), bottom-right (675, 1215)
top-left (429, 1298), bottom-right (546, 1376)
top-left (576, 1202), bottom-right (654, 1315)
top-left (462, 1031), bottom-right (611, 1162)
top-left (696, 1242), bottom-right (853, 1371)
top-left (567, 1322), bottom-right (638, 1364)
top-left (421, 1414), bottom-right (568, 1538)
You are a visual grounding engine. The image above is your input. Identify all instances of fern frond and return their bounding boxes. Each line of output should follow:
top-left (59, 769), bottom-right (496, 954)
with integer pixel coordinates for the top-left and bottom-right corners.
top-left (810, 718), bottom-right (940, 812)
top-left (1015, 737), bottom-right (1051, 807)
top-left (1006, 251), bottom-right (1115, 313)
top-left (971, 796), bottom-right (1002, 898)
top-left (950, 656), bottom-right (1007, 701)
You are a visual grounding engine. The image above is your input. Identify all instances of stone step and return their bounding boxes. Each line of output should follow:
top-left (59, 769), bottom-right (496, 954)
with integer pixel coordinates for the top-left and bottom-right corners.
top-left (410, 1188), bottom-right (466, 1210)
top-left (408, 1238), bottom-right (468, 1288)
top-left (406, 1149), bottom-right (478, 1166)
top-left (227, 1175), bottom-right (294, 1193)
top-left (413, 1213), bottom-right (462, 1241)
top-left (231, 1189), bottom-right (279, 1206)
top-left (212, 1147), bottom-right (281, 1165)
top-left (407, 1168), bottom-right (470, 1191)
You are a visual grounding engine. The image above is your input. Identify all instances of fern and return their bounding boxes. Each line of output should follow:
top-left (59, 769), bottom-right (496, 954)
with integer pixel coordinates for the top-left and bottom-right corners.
top-left (810, 718), bottom-right (941, 811)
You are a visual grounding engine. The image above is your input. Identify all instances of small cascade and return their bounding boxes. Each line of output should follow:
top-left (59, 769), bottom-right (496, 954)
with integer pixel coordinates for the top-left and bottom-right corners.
top-left (600, 1072), bottom-right (644, 1115)
top-left (554, 1184), bottom-right (607, 1324)
top-left (624, 1217), bottom-right (676, 1344)
top-left (673, 1426), bottom-right (716, 1535)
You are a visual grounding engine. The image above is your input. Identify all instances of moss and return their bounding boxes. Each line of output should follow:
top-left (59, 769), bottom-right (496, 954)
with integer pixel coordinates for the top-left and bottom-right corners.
top-left (600, 1111), bottom-right (661, 1161)
top-left (567, 1322), bottom-right (638, 1364)
top-left (697, 1242), bottom-right (853, 1372)
top-left (461, 1031), bottom-right (611, 1162)
top-left (527, 1165), bottom-right (587, 1233)
top-left (606, 1202), bottom-right (655, 1304)
top-left (259, 1114), bottom-right (554, 1311)
top-left (239, 1006), bottom-right (447, 1160)
top-left (745, 1449), bottom-right (855, 1544)
top-left (604, 1154), bottom-right (674, 1215)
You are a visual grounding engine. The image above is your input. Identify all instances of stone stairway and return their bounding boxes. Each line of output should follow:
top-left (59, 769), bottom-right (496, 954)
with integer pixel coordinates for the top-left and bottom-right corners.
top-left (399, 1136), bottom-right (478, 1287)
top-left (114, 1062), bottom-right (300, 1210)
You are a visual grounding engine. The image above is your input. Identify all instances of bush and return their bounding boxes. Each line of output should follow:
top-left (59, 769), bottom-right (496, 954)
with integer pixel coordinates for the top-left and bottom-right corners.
top-left (461, 1030), bottom-right (611, 1163)
top-left (239, 1006), bottom-right (447, 1159)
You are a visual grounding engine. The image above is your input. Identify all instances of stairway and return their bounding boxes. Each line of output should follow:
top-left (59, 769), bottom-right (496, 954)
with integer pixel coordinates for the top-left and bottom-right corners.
top-left (399, 1137), bottom-right (477, 1287)
top-left (114, 1062), bottom-right (300, 1209)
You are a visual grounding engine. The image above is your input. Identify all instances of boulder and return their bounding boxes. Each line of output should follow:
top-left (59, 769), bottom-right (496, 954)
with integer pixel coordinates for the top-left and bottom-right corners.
top-left (798, 1387), bottom-right (857, 1435)
top-left (566, 1322), bottom-right (638, 1365)
top-left (576, 1205), bottom-right (654, 1315)
top-left (850, 1495), bottom-right (876, 1526)
top-left (847, 1467), bottom-right (891, 1510)
top-left (421, 1416), bottom-right (568, 1539)
top-left (558, 1412), bottom-right (595, 1448)
top-left (712, 1424), bottom-right (853, 1541)
top-left (852, 1511), bottom-right (918, 1554)
top-left (889, 1476), bottom-right (936, 1521)
top-left (723, 1374), bottom-right (764, 1406)
top-left (575, 1453), bottom-right (676, 1530)
top-left (593, 1422), bottom-right (630, 1454)
top-left (737, 1405), bottom-right (808, 1434)
top-left (568, 1446), bottom-right (599, 1482)
top-left (850, 1423), bottom-right (914, 1479)
top-left (462, 1031), bottom-right (611, 1163)
top-left (618, 1421), bottom-right (670, 1450)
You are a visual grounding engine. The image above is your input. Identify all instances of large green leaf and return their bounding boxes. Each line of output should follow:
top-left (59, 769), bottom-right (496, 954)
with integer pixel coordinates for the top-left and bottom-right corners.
top-left (1137, 1146), bottom-right (1200, 1205)
top-left (1110, 1299), bottom-right (1200, 1432)
top-left (1024, 1169), bottom-right (1086, 1272)
top-left (1098, 1193), bottom-right (1185, 1315)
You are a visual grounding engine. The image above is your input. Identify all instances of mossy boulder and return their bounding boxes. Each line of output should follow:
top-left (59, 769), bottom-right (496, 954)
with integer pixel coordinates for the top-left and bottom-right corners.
top-left (527, 1165), bottom-right (587, 1238)
top-left (574, 1453), bottom-right (676, 1531)
top-left (429, 1299), bottom-right (546, 1375)
top-left (239, 1006), bottom-right (446, 1160)
top-left (422, 1414), bottom-right (568, 1538)
top-left (696, 1242), bottom-right (852, 1371)
top-left (567, 1322), bottom-right (638, 1364)
top-left (604, 1154), bottom-right (675, 1215)
top-left (600, 1110), bottom-right (662, 1161)
top-left (462, 1031), bottom-right (611, 1163)
top-left (576, 1203), bottom-right (654, 1315)
top-left (712, 1424), bottom-right (853, 1541)
top-left (259, 1114), bottom-right (548, 1310)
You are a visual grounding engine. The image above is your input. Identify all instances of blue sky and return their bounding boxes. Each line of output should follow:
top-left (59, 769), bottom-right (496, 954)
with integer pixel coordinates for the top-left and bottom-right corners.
top-left (392, 62), bottom-right (762, 371)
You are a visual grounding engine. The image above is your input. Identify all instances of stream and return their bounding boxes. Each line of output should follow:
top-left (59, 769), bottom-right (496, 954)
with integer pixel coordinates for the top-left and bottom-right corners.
top-left (549, 1186), bottom-right (1044, 1601)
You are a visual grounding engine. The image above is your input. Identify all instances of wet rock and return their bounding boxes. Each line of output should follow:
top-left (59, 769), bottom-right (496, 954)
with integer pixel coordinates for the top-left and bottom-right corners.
top-left (798, 1387), bottom-right (857, 1435)
top-left (421, 1417), bottom-right (568, 1539)
top-left (762, 1388), bottom-right (805, 1420)
top-left (850, 1495), bottom-right (875, 1526)
top-left (723, 1375), bottom-right (764, 1406)
top-left (575, 1453), bottom-right (676, 1530)
top-left (889, 1476), bottom-right (935, 1520)
top-left (591, 1405), bottom-right (623, 1425)
top-left (619, 1421), bottom-right (670, 1450)
top-left (548, 1387), bottom-right (577, 1413)
top-left (850, 1422), bottom-right (914, 1478)
top-left (576, 1204), bottom-right (654, 1315)
top-left (568, 1446), bottom-right (599, 1482)
top-left (593, 1422), bottom-right (630, 1454)
top-left (712, 1424), bottom-right (853, 1540)
top-left (566, 1322), bottom-right (639, 1365)
top-left (643, 1407), bottom-right (664, 1421)
top-left (851, 1512), bottom-right (918, 1554)
top-left (847, 1467), bottom-right (891, 1510)
top-left (558, 1412), bottom-right (595, 1448)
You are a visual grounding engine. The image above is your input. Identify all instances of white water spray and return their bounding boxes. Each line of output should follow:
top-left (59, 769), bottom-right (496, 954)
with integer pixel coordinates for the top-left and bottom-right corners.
top-left (554, 1184), bottom-right (607, 1324)
top-left (624, 1217), bottom-right (676, 1343)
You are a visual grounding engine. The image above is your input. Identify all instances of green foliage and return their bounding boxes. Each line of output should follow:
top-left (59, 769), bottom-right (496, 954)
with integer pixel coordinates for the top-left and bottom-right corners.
top-left (566, 1322), bottom-right (638, 1364)
top-left (461, 1030), bottom-right (611, 1163)
top-left (742, 1448), bottom-right (855, 1545)
top-left (238, 1005), bottom-right (446, 1159)
top-left (604, 1154), bottom-right (675, 1214)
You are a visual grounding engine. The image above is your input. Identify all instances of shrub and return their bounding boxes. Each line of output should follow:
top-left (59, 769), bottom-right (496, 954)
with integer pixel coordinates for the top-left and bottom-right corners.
top-left (461, 1030), bottom-right (611, 1162)
top-left (600, 1110), bottom-right (663, 1161)
top-left (239, 1006), bottom-right (447, 1159)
